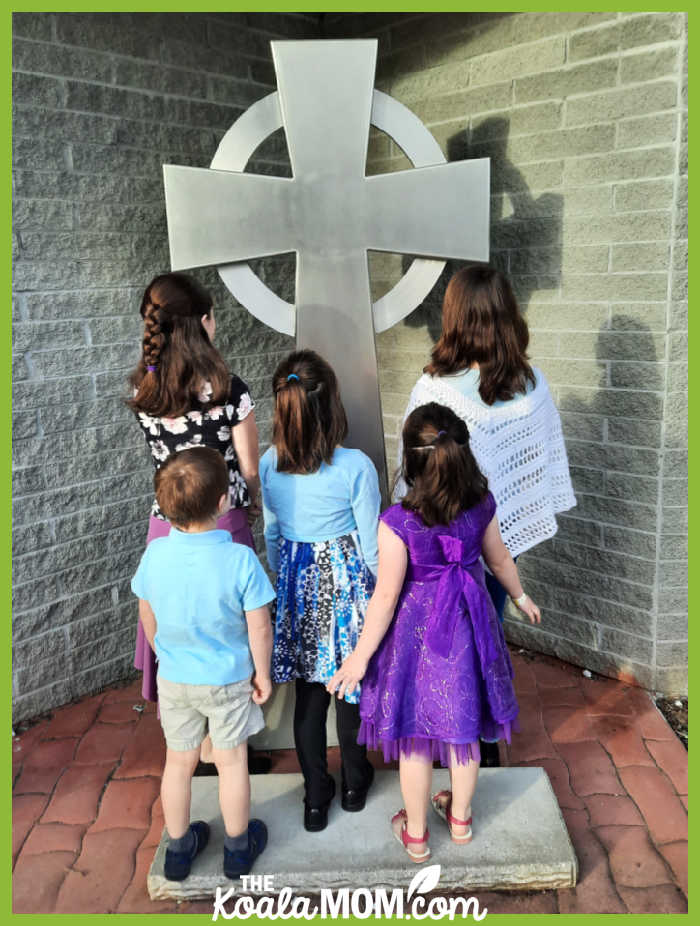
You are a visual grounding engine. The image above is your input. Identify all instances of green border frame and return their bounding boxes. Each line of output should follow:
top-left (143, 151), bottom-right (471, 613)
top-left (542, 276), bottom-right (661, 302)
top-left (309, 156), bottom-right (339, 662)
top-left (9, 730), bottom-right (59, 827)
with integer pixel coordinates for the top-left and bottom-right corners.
top-left (6, 2), bottom-right (691, 923)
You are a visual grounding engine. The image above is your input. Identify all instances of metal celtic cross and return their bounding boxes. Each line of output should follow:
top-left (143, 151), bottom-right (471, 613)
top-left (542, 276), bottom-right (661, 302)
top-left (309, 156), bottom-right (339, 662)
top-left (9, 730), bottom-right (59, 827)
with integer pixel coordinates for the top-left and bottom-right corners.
top-left (163, 40), bottom-right (490, 491)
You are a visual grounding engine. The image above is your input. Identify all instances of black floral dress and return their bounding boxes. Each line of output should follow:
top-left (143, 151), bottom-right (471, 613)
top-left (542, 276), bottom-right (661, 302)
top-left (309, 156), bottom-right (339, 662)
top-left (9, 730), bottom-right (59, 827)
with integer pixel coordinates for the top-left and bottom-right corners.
top-left (135, 375), bottom-right (255, 518)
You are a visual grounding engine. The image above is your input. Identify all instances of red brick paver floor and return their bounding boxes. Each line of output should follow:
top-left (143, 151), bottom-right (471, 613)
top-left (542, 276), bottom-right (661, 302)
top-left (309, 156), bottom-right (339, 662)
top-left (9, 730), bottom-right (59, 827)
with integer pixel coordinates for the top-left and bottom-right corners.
top-left (12, 652), bottom-right (688, 914)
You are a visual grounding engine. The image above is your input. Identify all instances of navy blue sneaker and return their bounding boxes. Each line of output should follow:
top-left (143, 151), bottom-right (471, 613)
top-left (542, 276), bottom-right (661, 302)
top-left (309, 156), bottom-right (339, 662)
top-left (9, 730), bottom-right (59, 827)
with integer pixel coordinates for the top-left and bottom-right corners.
top-left (223, 819), bottom-right (268, 879)
top-left (164, 821), bottom-right (210, 881)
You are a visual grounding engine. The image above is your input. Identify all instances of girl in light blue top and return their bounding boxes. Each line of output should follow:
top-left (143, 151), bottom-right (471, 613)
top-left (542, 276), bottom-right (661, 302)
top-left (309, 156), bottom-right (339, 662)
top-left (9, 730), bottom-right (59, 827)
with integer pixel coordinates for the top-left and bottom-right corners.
top-left (260, 349), bottom-right (379, 830)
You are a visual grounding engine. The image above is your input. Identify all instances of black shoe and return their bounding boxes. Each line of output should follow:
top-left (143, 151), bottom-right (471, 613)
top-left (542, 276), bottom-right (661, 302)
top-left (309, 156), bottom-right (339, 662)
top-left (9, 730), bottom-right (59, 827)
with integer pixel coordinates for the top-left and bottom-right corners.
top-left (248, 749), bottom-right (272, 775)
top-left (223, 819), bottom-right (268, 879)
top-left (193, 760), bottom-right (218, 777)
top-left (342, 764), bottom-right (375, 812)
top-left (303, 778), bottom-right (336, 832)
top-left (480, 740), bottom-right (501, 768)
top-left (164, 821), bottom-right (210, 881)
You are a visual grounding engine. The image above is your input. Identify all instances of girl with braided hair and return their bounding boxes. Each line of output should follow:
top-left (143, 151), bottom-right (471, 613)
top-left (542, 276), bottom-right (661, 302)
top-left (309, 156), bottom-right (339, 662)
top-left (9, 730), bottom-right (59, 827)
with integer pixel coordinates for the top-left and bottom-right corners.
top-left (129, 272), bottom-right (262, 721)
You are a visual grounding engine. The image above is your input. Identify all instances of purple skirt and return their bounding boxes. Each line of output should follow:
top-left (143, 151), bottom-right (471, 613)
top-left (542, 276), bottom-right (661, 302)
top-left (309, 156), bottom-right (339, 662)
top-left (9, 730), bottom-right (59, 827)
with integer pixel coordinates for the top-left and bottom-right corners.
top-left (133, 508), bottom-right (256, 703)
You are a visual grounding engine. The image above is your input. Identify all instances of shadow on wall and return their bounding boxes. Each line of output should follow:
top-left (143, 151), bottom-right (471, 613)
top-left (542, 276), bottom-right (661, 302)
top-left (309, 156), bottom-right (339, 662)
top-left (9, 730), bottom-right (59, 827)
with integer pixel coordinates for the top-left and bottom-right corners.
top-left (402, 117), bottom-right (564, 343)
top-left (510, 316), bottom-right (663, 688)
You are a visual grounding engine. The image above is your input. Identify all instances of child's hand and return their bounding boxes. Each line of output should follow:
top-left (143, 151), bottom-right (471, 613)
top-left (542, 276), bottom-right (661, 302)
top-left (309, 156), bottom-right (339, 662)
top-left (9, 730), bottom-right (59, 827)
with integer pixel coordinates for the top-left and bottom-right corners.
top-left (326, 653), bottom-right (368, 700)
top-left (251, 673), bottom-right (272, 704)
top-left (516, 595), bottom-right (541, 624)
top-left (247, 498), bottom-right (262, 525)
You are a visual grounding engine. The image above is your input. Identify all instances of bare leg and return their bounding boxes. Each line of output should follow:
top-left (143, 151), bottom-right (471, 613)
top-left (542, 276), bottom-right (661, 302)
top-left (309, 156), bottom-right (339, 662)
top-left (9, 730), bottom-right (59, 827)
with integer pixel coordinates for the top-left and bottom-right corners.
top-left (391, 753), bottom-right (432, 853)
top-left (161, 747), bottom-right (200, 838)
top-left (199, 734), bottom-right (214, 764)
top-left (433, 748), bottom-right (479, 839)
top-left (212, 742), bottom-right (250, 837)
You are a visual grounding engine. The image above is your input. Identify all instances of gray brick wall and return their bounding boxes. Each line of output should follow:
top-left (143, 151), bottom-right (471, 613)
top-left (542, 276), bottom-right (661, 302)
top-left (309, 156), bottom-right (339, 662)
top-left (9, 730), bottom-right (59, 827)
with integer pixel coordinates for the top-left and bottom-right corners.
top-left (324, 11), bottom-right (688, 693)
top-left (12, 12), bottom-right (318, 721)
top-left (13, 11), bottom-right (688, 721)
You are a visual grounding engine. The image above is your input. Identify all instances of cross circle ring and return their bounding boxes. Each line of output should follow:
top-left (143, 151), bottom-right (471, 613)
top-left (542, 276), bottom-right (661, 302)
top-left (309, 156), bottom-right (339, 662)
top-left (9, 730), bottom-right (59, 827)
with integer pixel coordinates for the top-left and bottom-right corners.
top-left (210, 89), bottom-right (447, 337)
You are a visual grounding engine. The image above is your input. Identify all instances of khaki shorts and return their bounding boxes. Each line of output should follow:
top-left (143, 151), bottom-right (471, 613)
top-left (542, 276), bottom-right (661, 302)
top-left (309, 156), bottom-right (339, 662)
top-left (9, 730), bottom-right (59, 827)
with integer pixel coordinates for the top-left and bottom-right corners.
top-left (157, 674), bottom-right (265, 752)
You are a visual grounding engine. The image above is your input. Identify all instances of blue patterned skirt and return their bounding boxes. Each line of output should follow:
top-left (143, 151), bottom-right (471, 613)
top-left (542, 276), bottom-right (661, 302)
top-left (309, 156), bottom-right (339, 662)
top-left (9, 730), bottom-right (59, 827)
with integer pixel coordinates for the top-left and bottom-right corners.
top-left (272, 532), bottom-right (375, 705)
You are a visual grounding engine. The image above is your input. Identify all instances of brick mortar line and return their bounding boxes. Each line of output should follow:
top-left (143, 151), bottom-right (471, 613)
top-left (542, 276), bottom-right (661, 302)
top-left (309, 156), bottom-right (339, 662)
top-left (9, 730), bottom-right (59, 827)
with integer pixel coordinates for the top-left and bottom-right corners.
top-left (12, 28), bottom-right (285, 81)
top-left (640, 738), bottom-right (688, 802)
top-left (13, 524), bottom-right (149, 571)
top-left (370, 153), bottom-right (678, 175)
top-left (13, 470), bottom-right (153, 504)
top-left (508, 624), bottom-right (655, 671)
top-left (12, 576), bottom-right (139, 618)
top-left (15, 666), bottom-right (140, 712)
top-left (517, 603), bottom-right (655, 640)
top-left (595, 737), bottom-right (687, 890)
top-left (13, 102), bottom-right (247, 135)
top-left (536, 537), bottom-right (661, 567)
top-left (558, 436), bottom-right (664, 454)
top-left (13, 65), bottom-right (277, 106)
top-left (387, 11), bottom-right (674, 54)
top-left (417, 93), bottom-right (681, 139)
top-left (12, 736), bottom-right (82, 869)
top-left (46, 31), bottom-right (278, 67)
top-left (522, 552), bottom-right (658, 592)
top-left (552, 736), bottom-right (632, 909)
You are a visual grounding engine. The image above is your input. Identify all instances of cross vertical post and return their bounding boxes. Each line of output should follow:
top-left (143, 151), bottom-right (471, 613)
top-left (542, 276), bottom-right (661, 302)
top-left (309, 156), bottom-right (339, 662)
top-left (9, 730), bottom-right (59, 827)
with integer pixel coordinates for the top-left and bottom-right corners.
top-left (163, 39), bottom-right (490, 498)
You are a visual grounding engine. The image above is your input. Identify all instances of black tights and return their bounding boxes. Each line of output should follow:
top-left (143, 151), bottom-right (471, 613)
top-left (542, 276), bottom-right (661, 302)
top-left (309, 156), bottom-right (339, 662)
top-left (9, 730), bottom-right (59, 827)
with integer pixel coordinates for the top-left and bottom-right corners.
top-left (293, 678), bottom-right (374, 806)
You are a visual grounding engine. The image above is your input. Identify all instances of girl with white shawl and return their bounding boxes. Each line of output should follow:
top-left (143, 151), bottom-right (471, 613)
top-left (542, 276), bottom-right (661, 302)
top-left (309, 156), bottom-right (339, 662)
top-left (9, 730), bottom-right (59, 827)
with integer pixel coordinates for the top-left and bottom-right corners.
top-left (396, 264), bottom-right (575, 640)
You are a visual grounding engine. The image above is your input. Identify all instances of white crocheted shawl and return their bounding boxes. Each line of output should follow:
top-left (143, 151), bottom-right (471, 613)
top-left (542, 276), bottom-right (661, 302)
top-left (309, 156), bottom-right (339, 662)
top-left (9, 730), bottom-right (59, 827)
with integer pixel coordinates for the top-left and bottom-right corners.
top-left (394, 368), bottom-right (577, 557)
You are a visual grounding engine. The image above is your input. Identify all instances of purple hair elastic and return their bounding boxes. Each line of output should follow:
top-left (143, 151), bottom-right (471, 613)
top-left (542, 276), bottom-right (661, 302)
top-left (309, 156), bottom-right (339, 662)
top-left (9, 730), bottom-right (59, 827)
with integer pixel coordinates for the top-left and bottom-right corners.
top-left (438, 430), bottom-right (447, 437)
top-left (147, 365), bottom-right (157, 372)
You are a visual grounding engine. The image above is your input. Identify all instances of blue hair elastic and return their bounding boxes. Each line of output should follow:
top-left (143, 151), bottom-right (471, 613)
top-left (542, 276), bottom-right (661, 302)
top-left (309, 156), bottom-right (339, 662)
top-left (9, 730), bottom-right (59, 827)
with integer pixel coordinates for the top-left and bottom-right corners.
top-left (287, 373), bottom-right (300, 382)
top-left (438, 430), bottom-right (447, 437)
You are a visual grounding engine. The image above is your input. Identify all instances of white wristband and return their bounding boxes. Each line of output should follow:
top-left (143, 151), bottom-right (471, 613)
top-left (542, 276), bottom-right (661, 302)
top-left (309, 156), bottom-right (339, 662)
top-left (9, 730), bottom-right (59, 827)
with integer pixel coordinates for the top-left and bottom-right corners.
top-left (513, 593), bottom-right (529, 609)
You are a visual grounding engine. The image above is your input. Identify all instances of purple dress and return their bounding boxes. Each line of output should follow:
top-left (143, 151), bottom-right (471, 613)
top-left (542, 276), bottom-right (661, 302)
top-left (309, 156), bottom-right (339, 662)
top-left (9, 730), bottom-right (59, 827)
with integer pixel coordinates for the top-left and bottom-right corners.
top-left (358, 493), bottom-right (519, 767)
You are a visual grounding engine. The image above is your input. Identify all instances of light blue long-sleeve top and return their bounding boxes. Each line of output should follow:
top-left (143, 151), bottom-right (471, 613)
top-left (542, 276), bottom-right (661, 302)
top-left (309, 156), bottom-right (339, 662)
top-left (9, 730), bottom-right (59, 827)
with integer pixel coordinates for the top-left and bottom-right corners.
top-left (441, 365), bottom-right (537, 406)
top-left (259, 445), bottom-right (380, 576)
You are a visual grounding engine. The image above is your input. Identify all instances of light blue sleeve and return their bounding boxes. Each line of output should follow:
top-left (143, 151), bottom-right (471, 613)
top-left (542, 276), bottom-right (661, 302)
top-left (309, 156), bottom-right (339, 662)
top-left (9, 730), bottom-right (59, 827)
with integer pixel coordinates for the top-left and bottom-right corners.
top-left (259, 451), bottom-right (281, 574)
top-left (347, 452), bottom-right (381, 576)
top-left (130, 546), bottom-right (152, 600)
top-left (240, 547), bottom-right (276, 611)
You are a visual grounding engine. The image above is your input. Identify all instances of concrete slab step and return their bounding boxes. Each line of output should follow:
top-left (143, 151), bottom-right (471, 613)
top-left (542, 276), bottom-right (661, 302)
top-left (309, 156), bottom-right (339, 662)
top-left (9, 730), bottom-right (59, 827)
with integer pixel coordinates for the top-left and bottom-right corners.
top-left (147, 768), bottom-right (577, 901)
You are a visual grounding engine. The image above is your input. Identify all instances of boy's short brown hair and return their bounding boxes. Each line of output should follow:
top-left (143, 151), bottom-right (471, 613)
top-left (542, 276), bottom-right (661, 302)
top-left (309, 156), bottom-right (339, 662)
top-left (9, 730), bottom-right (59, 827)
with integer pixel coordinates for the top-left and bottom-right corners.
top-left (154, 447), bottom-right (229, 528)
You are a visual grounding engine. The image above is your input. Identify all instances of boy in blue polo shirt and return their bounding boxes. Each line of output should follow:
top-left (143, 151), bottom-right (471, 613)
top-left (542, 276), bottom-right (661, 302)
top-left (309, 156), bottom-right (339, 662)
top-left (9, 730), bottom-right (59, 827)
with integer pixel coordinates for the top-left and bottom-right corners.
top-left (131, 447), bottom-right (275, 882)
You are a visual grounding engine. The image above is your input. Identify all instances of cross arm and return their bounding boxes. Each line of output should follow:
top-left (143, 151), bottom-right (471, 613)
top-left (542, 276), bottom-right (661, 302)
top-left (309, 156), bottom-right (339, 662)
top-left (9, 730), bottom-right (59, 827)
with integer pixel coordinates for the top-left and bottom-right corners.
top-left (364, 159), bottom-right (490, 262)
top-left (163, 165), bottom-right (296, 271)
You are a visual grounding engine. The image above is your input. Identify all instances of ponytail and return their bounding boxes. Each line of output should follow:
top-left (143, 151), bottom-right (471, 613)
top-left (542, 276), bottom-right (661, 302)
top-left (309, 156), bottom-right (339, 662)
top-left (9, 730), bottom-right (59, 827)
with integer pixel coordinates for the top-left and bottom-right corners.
top-left (400, 403), bottom-right (488, 526)
top-left (272, 350), bottom-right (348, 474)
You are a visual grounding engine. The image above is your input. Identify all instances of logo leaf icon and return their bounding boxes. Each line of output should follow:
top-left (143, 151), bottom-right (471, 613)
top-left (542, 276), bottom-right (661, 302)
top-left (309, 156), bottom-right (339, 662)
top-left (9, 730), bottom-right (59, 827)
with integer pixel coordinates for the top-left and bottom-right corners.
top-left (407, 864), bottom-right (441, 901)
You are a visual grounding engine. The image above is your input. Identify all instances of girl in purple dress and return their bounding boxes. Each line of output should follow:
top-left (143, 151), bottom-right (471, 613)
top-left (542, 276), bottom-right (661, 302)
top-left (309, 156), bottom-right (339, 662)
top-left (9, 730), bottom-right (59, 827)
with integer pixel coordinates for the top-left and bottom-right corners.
top-left (327, 402), bottom-right (540, 863)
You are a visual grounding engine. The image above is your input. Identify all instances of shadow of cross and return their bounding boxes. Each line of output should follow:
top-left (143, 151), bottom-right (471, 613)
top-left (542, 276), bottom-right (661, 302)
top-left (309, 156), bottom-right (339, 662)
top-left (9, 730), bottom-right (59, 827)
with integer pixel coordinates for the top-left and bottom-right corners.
top-left (163, 40), bottom-right (489, 492)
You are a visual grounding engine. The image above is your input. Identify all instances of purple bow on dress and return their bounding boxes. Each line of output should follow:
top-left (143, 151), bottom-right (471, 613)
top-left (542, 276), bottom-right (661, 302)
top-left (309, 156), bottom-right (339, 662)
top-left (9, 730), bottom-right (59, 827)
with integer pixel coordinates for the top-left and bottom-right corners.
top-left (409, 534), bottom-right (499, 672)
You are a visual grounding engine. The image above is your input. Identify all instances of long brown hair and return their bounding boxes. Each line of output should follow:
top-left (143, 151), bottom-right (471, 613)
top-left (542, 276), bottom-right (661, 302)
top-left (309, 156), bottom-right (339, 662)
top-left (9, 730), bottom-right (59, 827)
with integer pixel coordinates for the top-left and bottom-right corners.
top-left (425, 265), bottom-right (535, 405)
top-left (272, 350), bottom-right (348, 474)
top-left (399, 403), bottom-right (489, 527)
top-left (128, 273), bottom-right (230, 417)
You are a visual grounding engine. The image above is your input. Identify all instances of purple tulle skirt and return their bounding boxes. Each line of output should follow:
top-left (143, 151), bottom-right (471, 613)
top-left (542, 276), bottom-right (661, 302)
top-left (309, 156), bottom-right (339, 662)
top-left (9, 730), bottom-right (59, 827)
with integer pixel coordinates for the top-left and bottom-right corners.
top-left (359, 719), bottom-right (517, 767)
top-left (133, 508), bottom-right (256, 703)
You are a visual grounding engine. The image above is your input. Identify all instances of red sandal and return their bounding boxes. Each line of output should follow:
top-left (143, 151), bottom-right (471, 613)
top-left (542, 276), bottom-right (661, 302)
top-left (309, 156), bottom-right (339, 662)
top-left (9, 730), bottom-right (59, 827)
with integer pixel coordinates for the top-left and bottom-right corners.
top-left (430, 790), bottom-right (473, 844)
top-left (390, 809), bottom-right (431, 863)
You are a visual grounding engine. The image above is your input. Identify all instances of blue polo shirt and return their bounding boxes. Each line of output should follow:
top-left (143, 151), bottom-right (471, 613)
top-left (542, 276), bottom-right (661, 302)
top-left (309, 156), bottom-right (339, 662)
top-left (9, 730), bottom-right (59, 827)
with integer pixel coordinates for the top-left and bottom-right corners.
top-left (131, 529), bottom-right (275, 686)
